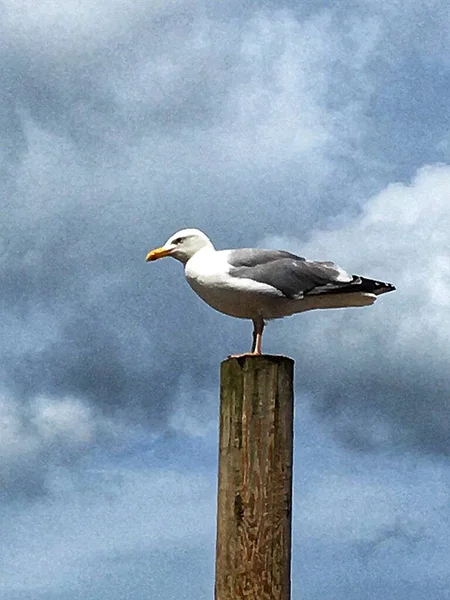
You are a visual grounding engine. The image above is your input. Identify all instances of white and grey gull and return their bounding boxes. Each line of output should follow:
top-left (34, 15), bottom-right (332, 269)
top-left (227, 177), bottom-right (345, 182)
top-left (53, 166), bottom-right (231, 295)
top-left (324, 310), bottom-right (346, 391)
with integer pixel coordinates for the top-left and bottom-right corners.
top-left (146, 228), bottom-right (395, 355)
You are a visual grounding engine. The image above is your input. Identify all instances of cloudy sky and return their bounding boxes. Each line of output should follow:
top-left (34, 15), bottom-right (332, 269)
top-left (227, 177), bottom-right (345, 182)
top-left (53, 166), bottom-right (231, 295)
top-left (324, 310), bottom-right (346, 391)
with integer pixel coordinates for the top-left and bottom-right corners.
top-left (1, 0), bottom-right (450, 598)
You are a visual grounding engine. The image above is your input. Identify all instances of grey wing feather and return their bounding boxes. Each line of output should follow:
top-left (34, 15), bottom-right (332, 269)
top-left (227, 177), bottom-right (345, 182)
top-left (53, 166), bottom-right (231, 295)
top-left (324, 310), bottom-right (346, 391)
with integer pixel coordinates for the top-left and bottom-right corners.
top-left (228, 249), bottom-right (353, 299)
top-left (228, 248), bottom-right (304, 267)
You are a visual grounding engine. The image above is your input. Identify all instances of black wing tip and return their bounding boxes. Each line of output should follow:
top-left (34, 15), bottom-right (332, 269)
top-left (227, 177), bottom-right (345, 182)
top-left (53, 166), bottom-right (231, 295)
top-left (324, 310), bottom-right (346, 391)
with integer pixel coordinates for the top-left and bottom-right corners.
top-left (361, 277), bottom-right (396, 295)
top-left (303, 276), bottom-right (396, 298)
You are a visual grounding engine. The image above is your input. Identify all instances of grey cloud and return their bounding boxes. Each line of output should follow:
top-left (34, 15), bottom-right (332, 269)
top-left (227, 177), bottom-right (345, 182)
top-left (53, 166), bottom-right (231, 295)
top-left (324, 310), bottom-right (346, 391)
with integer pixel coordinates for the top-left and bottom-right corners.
top-left (356, 518), bottom-right (426, 565)
top-left (0, 2), bottom-right (449, 598)
top-left (1, 0), bottom-right (450, 508)
top-left (0, 465), bottom-right (216, 598)
top-left (0, 4), bottom-right (376, 431)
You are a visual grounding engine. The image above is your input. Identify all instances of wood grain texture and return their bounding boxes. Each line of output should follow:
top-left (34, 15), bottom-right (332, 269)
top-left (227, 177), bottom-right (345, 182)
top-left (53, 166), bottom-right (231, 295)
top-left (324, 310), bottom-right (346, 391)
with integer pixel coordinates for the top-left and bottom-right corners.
top-left (215, 355), bottom-right (294, 600)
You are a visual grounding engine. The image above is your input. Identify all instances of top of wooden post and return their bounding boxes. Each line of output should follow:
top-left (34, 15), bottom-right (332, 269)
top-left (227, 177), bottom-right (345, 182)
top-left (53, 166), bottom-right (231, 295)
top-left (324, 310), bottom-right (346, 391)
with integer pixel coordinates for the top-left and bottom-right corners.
top-left (221, 354), bottom-right (294, 367)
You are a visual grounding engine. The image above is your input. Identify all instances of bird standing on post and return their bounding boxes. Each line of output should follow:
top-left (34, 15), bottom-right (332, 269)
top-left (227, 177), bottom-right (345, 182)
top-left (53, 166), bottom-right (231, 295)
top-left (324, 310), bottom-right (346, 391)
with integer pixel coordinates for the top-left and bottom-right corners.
top-left (146, 228), bottom-right (395, 355)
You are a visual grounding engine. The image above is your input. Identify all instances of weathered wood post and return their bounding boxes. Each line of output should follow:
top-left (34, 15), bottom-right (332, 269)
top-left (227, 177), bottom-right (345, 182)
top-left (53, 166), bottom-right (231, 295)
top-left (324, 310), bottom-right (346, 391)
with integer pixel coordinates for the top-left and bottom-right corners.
top-left (215, 355), bottom-right (294, 600)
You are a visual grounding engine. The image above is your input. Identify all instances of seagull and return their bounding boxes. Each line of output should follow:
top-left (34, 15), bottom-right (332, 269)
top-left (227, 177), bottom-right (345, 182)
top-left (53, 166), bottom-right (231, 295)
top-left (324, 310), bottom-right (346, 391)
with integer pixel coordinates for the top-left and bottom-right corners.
top-left (146, 228), bottom-right (395, 355)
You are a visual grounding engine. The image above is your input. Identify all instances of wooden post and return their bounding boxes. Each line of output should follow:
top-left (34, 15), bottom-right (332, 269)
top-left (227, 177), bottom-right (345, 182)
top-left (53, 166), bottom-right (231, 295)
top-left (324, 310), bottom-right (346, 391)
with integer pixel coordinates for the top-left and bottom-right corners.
top-left (215, 355), bottom-right (294, 600)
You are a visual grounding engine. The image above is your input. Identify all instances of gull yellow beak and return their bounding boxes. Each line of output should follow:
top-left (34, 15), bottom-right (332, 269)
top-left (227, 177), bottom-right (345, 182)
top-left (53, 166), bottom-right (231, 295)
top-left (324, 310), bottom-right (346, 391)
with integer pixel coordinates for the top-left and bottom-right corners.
top-left (146, 246), bottom-right (173, 262)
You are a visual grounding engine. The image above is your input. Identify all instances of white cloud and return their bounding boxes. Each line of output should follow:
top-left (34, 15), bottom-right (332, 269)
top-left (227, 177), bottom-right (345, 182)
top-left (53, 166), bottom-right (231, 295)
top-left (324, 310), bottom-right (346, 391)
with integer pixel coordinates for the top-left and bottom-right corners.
top-left (1, 0), bottom-right (194, 55)
top-left (0, 395), bottom-right (93, 463)
top-left (0, 392), bottom-right (129, 501)
top-left (32, 397), bottom-right (95, 445)
top-left (264, 164), bottom-right (450, 451)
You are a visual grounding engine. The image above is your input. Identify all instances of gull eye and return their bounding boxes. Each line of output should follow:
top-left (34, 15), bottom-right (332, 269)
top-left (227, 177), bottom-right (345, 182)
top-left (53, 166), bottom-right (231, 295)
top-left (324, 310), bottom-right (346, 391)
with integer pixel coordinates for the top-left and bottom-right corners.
top-left (172, 237), bottom-right (184, 245)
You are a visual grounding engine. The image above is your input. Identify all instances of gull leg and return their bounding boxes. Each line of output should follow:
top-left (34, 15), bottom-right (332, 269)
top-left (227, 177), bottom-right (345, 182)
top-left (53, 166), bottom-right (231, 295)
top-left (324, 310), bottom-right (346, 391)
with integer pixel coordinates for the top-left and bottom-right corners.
top-left (251, 318), bottom-right (265, 355)
top-left (228, 319), bottom-right (265, 359)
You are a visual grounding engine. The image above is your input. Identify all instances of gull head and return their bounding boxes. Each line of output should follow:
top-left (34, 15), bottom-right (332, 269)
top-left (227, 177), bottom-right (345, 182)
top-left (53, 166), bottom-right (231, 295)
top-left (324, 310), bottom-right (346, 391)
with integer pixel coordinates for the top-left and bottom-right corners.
top-left (146, 228), bottom-right (215, 264)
